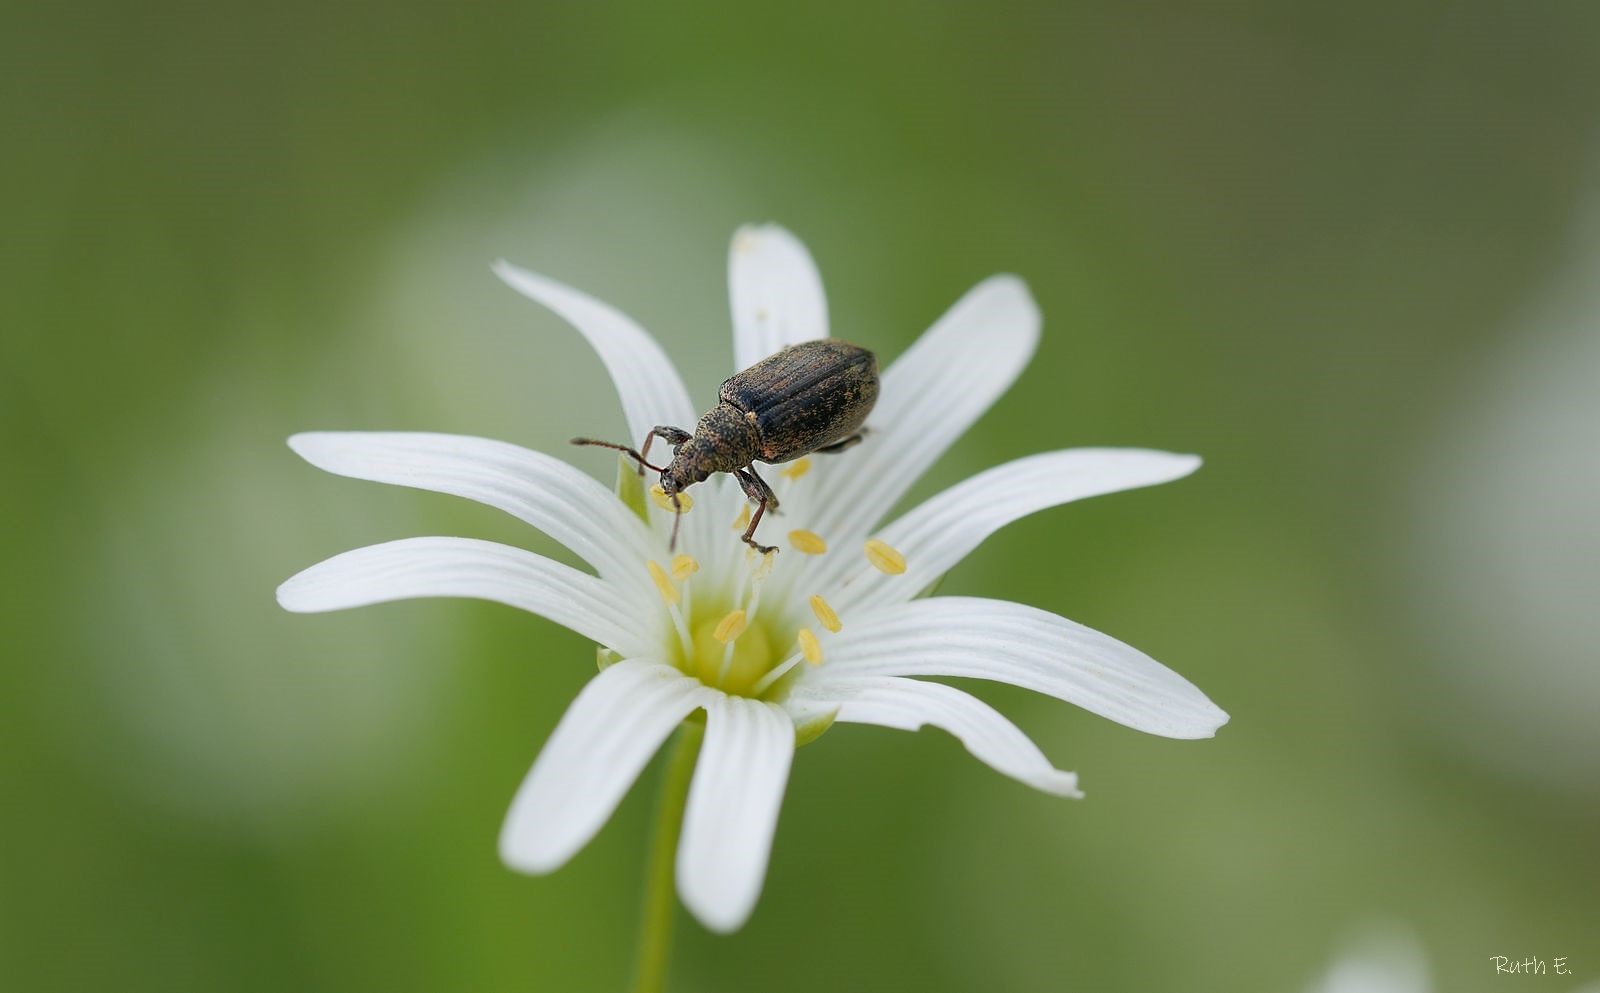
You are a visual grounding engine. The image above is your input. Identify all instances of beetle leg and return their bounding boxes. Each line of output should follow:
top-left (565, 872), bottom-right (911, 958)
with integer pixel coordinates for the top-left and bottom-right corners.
top-left (735, 466), bottom-right (779, 514)
top-left (641, 425), bottom-right (693, 464)
top-left (734, 467), bottom-right (779, 554)
top-left (815, 431), bottom-right (866, 454)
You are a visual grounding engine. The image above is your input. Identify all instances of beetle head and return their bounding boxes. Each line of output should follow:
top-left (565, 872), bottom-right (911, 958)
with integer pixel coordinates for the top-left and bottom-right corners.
top-left (659, 449), bottom-right (710, 495)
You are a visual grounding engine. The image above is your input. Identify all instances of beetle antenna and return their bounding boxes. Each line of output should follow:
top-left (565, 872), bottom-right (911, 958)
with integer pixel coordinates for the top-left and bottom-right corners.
top-left (571, 437), bottom-right (666, 474)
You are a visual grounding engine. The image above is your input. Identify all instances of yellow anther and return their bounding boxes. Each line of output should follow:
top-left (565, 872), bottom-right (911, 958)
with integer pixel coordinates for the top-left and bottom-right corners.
top-left (779, 457), bottom-right (813, 481)
top-left (646, 560), bottom-right (679, 605)
top-left (788, 529), bottom-right (828, 555)
top-left (732, 503), bottom-right (751, 532)
top-left (864, 538), bottom-right (907, 575)
top-left (809, 594), bottom-right (842, 633)
top-left (713, 610), bottom-right (748, 644)
top-left (797, 627), bottom-right (824, 665)
top-left (649, 484), bottom-right (692, 513)
top-left (670, 554), bottom-right (700, 581)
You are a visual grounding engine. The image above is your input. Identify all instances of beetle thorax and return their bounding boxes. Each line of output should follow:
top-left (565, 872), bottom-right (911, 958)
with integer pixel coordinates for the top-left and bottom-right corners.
top-left (663, 403), bottom-right (761, 492)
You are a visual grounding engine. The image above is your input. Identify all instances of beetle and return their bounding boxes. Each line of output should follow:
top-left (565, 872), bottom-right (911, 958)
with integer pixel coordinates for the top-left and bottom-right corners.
top-left (574, 338), bottom-right (879, 553)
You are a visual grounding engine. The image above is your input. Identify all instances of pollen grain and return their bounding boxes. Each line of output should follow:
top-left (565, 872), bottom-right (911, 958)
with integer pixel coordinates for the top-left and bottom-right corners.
top-left (713, 610), bottom-right (749, 644)
top-left (646, 560), bottom-right (679, 605)
top-left (797, 627), bottom-right (824, 665)
top-left (864, 538), bottom-right (907, 575)
top-left (809, 595), bottom-right (842, 633)
top-left (649, 484), bottom-right (692, 513)
top-left (779, 457), bottom-right (813, 481)
top-left (670, 554), bottom-right (700, 581)
top-left (788, 529), bottom-right (828, 555)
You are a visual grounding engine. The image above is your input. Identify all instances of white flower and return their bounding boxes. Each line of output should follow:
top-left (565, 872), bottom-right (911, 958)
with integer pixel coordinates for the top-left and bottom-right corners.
top-left (278, 224), bottom-right (1228, 933)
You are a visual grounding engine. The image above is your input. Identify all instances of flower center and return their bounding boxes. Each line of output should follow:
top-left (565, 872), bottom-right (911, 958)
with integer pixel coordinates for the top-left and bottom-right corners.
top-left (688, 613), bottom-right (775, 697)
top-left (635, 482), bottom-right (911, 700)
top-left (665, 546), bottom-right (804, 700)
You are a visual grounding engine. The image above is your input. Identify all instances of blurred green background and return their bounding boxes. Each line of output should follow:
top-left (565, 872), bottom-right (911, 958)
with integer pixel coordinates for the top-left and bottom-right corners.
top-left (4, 1), bottom-right (1598, 991)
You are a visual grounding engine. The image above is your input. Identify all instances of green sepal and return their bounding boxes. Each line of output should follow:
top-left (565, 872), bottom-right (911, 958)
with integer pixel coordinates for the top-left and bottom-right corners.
top-left (615, 454), bottom-right (650, 523)
top-left (596, 646), bottom-right (624, 671)
top-left (793, 707), bottom-right (839, 747)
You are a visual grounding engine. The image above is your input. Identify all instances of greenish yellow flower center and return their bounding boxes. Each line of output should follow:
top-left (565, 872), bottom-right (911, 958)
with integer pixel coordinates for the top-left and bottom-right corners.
top-left (642, 547), bottom-right (816, 701)
top-left (633, 500), bottom-right (913, 700)
top-left (689, 612), bottom-right (775, 697)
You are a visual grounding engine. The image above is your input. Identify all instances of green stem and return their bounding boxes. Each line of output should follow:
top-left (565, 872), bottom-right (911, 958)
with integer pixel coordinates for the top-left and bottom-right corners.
top-left (629, 721), bottom-right (703, 993)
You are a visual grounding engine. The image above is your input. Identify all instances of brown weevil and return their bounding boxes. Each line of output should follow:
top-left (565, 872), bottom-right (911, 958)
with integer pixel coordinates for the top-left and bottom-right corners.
top-left (574, 338), bottom-right (880, 554)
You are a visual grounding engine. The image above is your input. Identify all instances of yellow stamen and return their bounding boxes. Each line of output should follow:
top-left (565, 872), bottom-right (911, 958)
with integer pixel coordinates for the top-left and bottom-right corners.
top-left (646, 560), bottom-right (679, 605)
top-left (732, 503), bottom-right (751, 532)
top-left (779, 457), bottom-right (813, 481)
top-left (809, 594), bottom-right (842, 633)
top-left (798, 627), bottom-right (823, 665)
top-left (670, 554), bottom-right (700, 581)
top-left (713, 610), bottom-right (748, 644)
top-left (788, 529), bottom-right (828, 555)
top-left (864, 538), bottom-right (907, 575)
top-left (649, 484), bottom-right (692, 513)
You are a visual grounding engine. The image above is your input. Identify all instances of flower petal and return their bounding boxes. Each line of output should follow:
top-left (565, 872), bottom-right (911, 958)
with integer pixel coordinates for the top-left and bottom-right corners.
top-left (493, 259), bottom-right (698, 447)
top-left (677, 694), bottom-right (794, 933)
top-left (799, 275), bottom-right (1040, 543)
top-left (276, 537), bottom-right (656, 658)
top-left (287, 432), bottom-right (660, 594)
top-left (809, 597), bottom-right (1228, 739)
top-left (816, 448), bottom-right (1201, 613)
top-left (500, 660), bottom-right (711, 873)
top-left (729, 224), bottom-right (829, 371)
top-left (792, 675), bottom-right (1082, 796)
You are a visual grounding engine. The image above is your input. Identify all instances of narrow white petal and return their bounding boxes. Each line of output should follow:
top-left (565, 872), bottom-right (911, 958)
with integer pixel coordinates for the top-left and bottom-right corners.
top-left (793, 676), bottom-right (1081, 796)
top-left (276, 537), bottom-right (656, 658)
top-left (816, 448), bottom-right (1201, 613)
top-left (287, 432), bottom-right (660, 593)
top-left (677, 694), bottom-right (794, 933)
top-left (729, 224), bottom-right (829, 371)
top-left (500, 661), bottom-right (711, 873)
top-left (812, 597), bottom-right (1228, 739)
top-left (492, 260), bottom-right (698, 447)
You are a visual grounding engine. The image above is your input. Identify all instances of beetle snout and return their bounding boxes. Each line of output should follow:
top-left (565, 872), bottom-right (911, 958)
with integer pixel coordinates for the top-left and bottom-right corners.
top-left (659, 448), bottom-right (710, 494)
top-left (658, 464), bottom-right (693, 496)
